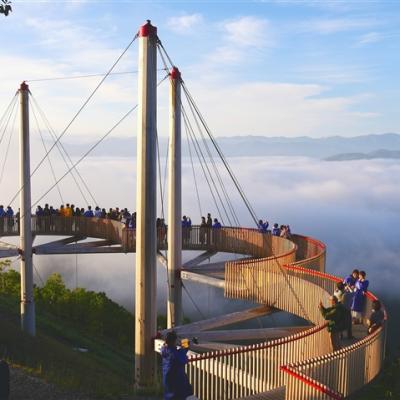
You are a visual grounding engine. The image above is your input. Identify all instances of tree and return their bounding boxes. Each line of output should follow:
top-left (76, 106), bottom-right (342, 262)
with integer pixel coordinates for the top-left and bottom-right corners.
top-left (0, 0), bottom-right (12, 16)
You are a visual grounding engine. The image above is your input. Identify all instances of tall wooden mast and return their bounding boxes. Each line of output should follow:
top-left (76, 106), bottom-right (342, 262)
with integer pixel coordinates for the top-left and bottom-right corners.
top-left (135, 20), bottom-right (158, 386)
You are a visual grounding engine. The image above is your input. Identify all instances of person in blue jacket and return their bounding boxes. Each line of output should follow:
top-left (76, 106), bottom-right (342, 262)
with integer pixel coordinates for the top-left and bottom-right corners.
top-left (351, 270), bottom-right (369, 324)
top-left (161, 331), bottom-right (193, 400)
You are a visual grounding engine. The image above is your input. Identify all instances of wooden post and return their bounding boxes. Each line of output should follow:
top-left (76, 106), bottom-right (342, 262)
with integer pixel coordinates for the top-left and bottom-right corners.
top-left (19, 82), bottom-right (35, 336)
top-left (167, 67), bottom-right (182, 328)
top-left (135, 20), bottom-right (158, 387)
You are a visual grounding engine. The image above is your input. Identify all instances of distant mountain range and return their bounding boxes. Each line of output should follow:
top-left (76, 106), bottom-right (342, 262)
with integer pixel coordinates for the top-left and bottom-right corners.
top-left (60, 133), bottom-right (400, 159)
top-left (325, 149), bottom-right (400, 161)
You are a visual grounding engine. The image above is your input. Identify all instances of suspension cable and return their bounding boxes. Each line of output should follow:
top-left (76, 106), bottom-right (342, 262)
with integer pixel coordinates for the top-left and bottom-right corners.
top-left (26, 70), bottom-right (139, 83)
top-left (0, 99), bottom-right (19, 185)
top-left (7, 32), bottom-right (139, 207)
top-left (184, 84), bottom-right (310, 318)
top-left (157, 41), bottom-right (310, 320)
top-left (158, 42), bottom-right (238, 226)
top-left (182, 281), bottom-right (206, 320)
top-left (162, 137), bottom-right (169, 213)
top-left (30, 99), bottom-right (64, 204)
top-left (156, 129), bottom-right (166, 220)
top-left (182, 107), bottom-right (226, 224)
top-left (184, 118), bottom-right (202, 219)
top-left (30, 105), bottom-right (137, 211)
top-left (182, 103), bottom-right (232, 225)
top-left (0, 94), bottom-right (18, 147)
top-left (30, 95), bottom-right (96, 205)
top-left (183, 88), bottom-right (240, 226)
top-left (182, 83), bottom-right (259, 225)
top-left (28, 73), bottom-right (169, 216)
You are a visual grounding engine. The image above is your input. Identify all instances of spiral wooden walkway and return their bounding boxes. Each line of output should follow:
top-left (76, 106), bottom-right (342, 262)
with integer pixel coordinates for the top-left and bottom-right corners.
top-left (0, 216), bottom-right (386, 399)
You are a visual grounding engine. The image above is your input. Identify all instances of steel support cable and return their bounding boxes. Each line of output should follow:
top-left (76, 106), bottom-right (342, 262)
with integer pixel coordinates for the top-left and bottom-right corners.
top-left (26, 69), bottom-right (167, 83)
top-left (156, 44), bottom-right (171, 74)
top-left (183, 106), bottom-right (228, 225)
top-left (159, 41), bottom-right (238, 226)
top-left (30, 95), bottom-right (95, 205)
top-left (157, 39), bottom-right (240, 225)
top-left (182, 83), bottom-right (259, 226)
top-left (182, 106), bottom-right (226, 224)
top-left (28, 74), bottom-right (169, 216)
top-left (159, 41), bottom-right (310, 320)
top-left (184, 116), bottom-right (202, 218)
top-left (181, 86), bottom-right (298, 318)
top-left (30, 99), bottom-right (64, 204)
top-left (162, 138), bottom-right (169, 212)
top-left (183, 88), bottom-right (240, 227)
top-left (32, 261), bottom-right (45, 286)
top-left (29, 105), bottom-right (137, 212)
top-left (0, 94), bottom-right (18, 147)
top-left (0, 96), bottom-right (18, 149)
top-left (159, 40), bottom-right (251, 226)
top-left (156, 130), bottom-right (166, 220)
top-left (182, 281), bottom-right (206, 320)
top-left (157, 41), bottom-right (174, 71)
top-left (182, 105), bottom-right (232, 226)
top-left (7, 32), bottom-right (139, 207)
top-left (158, 42), bottom-right (217, 222)
top-left (0, 100), bottom-right (19, 185)
top-left (182, 85), bottom-right (311, 322)
top-left (26, 70), bottom-right (139, 83)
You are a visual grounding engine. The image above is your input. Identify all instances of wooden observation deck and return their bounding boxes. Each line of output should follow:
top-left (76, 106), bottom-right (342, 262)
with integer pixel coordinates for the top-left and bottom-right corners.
top-left (0, 216), bottom-right (386, 399)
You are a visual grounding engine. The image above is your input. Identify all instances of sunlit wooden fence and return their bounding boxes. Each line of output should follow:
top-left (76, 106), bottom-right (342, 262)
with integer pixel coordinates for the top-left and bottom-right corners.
top-left (1, 216), bottom-right (386, 399)
top-left (281, 291), bottom-right (386, 400)
top-left (188, 248), bottom-right (385, 400)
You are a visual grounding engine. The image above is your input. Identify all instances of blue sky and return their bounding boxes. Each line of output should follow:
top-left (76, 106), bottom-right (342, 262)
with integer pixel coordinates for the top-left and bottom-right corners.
top-left (1, 0), bottom-right (399, 138)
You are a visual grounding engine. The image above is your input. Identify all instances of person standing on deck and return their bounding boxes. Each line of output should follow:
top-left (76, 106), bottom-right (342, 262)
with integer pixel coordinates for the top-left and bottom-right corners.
top-left (83, 206), bottom-right (94, 217)
top-left (368, 300), bottom-right (385, 334)
top-left (161, 331), bottom-right (193, 400)
top-left (199, 216), bottom-right (207, 245)
top-left (319, 296), bottom-right (346, 351)
top-left (334, 282), bottom-right (354, 339)
top-left (5, 206), bottom-right (14, 230)
top-left (352, 270), bottom-right (369, 324)
top-left (272, 223), bottom-right (280, 236)
top-left (344, 269), bottom-right (359, 291)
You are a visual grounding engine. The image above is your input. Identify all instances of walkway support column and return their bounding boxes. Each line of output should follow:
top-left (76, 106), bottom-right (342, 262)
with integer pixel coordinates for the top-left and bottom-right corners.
top-left (135, 20), bottom-right (158, 387)
top-left (19, 82), bottom-right (35, 336)
top-left (167, 67), bottom-right (182, 328)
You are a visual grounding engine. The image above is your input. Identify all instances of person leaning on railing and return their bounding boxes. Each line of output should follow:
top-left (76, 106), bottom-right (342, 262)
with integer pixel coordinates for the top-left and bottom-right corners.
top-left (367, 300), bottom-right (385, 334)
top-left (319, 296), bottom-right (347, 351)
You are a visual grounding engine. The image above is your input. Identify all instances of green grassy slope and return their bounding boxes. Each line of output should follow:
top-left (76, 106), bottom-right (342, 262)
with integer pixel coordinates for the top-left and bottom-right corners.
top-left (0, 261), bottom-right (162, 398)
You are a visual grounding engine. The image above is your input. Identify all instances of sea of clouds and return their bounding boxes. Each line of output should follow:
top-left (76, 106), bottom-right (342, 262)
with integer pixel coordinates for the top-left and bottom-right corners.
top-left (3, 155), bottom-right (399, 353)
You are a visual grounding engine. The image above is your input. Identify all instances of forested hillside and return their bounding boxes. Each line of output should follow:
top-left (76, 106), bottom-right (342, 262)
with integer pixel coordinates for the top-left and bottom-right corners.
top-left (0, 260), bottom-right (161, 398)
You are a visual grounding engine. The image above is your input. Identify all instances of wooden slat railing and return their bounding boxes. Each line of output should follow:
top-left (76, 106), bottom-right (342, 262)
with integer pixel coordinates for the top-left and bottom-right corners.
top-left (186, 324), bottom-right (331, 400)
top-left (0, 218), bottom-right (297, 260)
top-left (290, 234), bottom-right (326, 272)
top-left (195, 255), bottom-right (385, 400)
top-left (281, 292), bottom-right (386, 400)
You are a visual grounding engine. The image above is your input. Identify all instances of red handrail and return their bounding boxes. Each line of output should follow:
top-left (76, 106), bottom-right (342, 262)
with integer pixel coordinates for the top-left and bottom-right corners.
top-left (280, 365), bottom-right (344, 400)
top-left (187, 322), bottom-right (328, 362)
top-left (284, 264), bottom-right (342, 282)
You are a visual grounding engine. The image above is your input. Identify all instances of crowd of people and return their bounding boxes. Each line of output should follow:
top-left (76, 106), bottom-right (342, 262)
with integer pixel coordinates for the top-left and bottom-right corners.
top-left (319, 268), bottom-right (384, 351)
top-left (258, 219), bottom-right (292, 239)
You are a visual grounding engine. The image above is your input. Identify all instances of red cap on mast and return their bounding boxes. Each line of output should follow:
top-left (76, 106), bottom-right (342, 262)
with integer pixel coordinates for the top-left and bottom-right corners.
top-left (139, 20), bottom-right (157, 37)
top-left (170, 67), bottom-right (181, 80)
